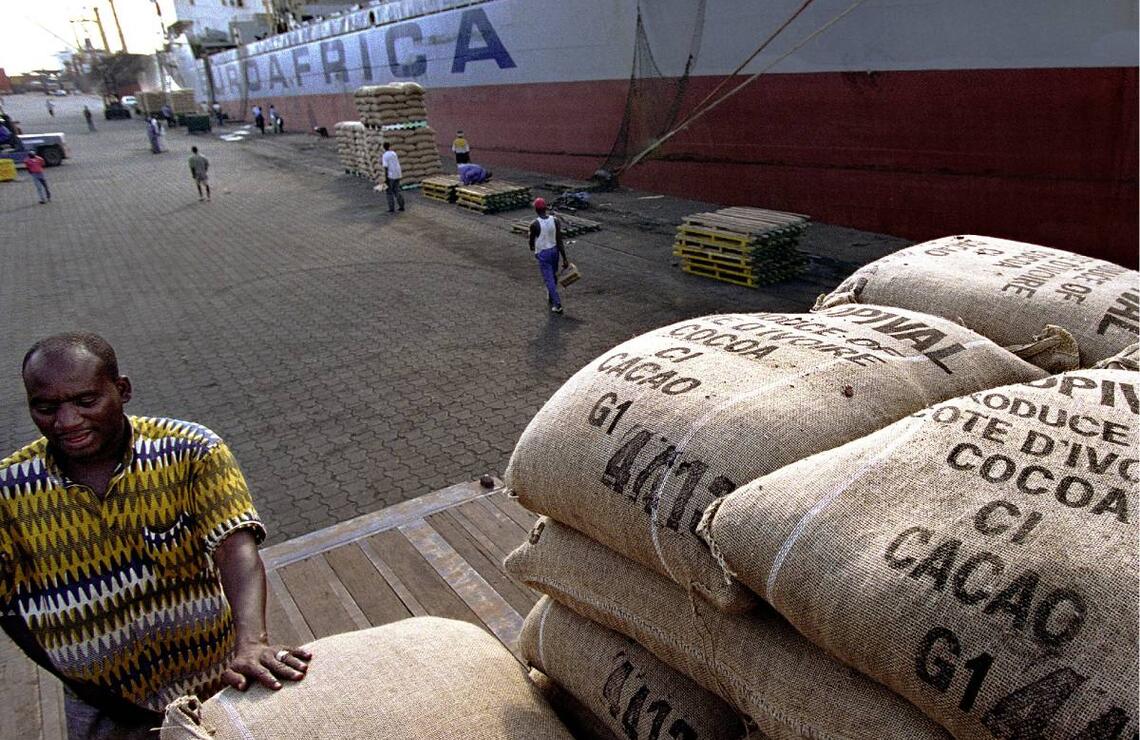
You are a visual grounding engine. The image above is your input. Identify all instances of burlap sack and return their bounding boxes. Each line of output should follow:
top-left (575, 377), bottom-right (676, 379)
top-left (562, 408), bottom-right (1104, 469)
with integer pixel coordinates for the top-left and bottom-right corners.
top-left (160, 617), bottom-right (573, 740)
top-left (522, 596), bottom-right (751, 740)
top-left (815, 235), bottom-right (1139, 368)
top-left (505, 518), bottom-right (949, 740)
top-left (506, 307), bottom-right (1047, 613)
top-left (702, 369), bottom-right (1138, 739)
top-left (1093, 342), bottom-right (1139, 371)
top-left (529, 669), bottom-right (620, 740)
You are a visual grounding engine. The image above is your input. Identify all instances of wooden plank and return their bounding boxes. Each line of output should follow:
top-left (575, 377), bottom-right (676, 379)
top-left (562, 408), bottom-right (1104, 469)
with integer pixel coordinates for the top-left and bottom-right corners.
top-left (437, 509), bottom-right (538, 609)
top-left (37, 668), bottom-right (64, 740)
top-left (472, 495), bottom-right (530, 539)
top-left (265, 577), bottom-right (306, 647)
top-left (427, 511), bottom-right (537, 616)
top-left (448, 505), bottom-right (514, 564)
top-left (266, 568), bottom-right (316, 645)
top-left (0, 635), bottom-right (44, 739)
top-left (457, 499), bottom-right (531, 557)
top-left (365, 529), bottom-right (481, 626)
top-left (278, 556), bottom-right (362, 639)
top-left (400, 519), bottom-right (525, 658)
top-left (261, 479), bottom-right (498, 570)
top-left (487, 492), bottom-right (539, 531)
top-left (681, 263), bottom-right (760, 288)
top-left (324, 543), bottom-right (412, 626)
top-left (358, 537), bottom-right (429, 617)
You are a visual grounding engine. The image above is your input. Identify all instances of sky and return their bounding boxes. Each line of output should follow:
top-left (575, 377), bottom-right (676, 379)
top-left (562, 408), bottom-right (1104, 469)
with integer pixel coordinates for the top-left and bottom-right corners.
top-left (3, 0), bottom-right (167, 74)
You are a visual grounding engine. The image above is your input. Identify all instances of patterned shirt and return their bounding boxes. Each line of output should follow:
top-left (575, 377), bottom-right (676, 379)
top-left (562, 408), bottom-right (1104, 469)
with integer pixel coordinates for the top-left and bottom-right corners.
top-left (0, 416), bottom-right (265, 711)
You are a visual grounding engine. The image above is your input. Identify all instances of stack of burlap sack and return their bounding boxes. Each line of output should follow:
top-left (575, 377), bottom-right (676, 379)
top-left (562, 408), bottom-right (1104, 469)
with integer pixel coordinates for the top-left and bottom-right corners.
top-left (333, 121), bottom-right (367, 174)
top-left (353, 82), bottom-right (429, 127)
top-left (380, 125), bottom-right (444, 183)
top-left (351, 82), bottom-right (444, 184)
top-left (160, 618), bottom-right (578, 739)
top-left (505, 234), bottom-right (1139, 739)
top-left (363, 127), bottom-right (385, 181)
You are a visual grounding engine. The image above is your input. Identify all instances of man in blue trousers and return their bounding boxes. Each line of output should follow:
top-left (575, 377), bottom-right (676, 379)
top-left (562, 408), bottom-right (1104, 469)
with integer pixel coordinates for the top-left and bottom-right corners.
top-left (527, 198), bottom-right (568, 314)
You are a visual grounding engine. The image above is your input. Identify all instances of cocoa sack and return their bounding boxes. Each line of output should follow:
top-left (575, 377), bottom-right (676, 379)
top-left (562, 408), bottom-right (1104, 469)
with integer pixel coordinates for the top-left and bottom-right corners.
top-left (505, 518), bottom-right (948, 740)
top-left (522, 596), bottom-right (750, 740)
top-left (160, 617), bottom-right (573, 740)
top-left (530, 668), bottom-right (621, 740)
top-left (815, 235), bottom-right (1139, 368)
top-left (506, 307), bottom-right (1047, 612)
top-left (702, 369), bottom-right (1138, 739)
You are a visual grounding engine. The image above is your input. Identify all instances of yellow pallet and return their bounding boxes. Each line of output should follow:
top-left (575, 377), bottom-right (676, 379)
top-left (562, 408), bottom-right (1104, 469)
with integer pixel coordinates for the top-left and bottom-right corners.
top-left (680, 255), bottom-right (755, 278)
top-left (681, 263), bottom-right (759, 288)
top-left (673, 234), bottom-right (755, 256)
top-left (677, 224), bottom-right (755, 248)
top-left (673, 245), bottom-right (751, 269)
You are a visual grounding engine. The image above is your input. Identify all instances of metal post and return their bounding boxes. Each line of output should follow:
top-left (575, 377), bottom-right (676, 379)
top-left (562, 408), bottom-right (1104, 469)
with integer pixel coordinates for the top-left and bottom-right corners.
top-left (92, 6), bottom-right (111, 52)
top-left (108, 0), bottom-right (129, 53)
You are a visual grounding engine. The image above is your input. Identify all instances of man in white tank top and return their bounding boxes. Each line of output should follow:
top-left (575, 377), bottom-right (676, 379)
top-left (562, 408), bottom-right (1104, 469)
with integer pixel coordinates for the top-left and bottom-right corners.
top-left (528, 197), bottom-right (569, 313)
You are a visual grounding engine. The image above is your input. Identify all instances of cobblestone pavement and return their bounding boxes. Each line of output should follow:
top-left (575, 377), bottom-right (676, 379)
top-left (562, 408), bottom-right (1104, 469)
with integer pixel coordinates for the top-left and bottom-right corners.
top-left (0, 94), bottom-right (909, 543)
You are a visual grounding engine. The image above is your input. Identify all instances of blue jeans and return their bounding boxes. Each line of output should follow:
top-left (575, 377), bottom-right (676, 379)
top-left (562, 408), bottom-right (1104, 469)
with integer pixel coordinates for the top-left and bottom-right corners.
top-left (536, 248), bottom-right (561, 308)
top-left (32, 173), bottom-right (50, 202)
top-left (386, 178), bottom-right (405, 211)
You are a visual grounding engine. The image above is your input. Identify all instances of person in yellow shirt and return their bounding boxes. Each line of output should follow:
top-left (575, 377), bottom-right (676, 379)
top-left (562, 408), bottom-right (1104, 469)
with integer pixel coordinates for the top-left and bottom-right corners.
top-left (0, 333), bottom-right (310, 739)
top-left (451, 130), bottom-right (471, 165)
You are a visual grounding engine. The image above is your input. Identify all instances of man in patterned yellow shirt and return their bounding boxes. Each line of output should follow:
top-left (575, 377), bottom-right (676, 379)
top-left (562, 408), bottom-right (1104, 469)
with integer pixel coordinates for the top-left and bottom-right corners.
top-left (0, 333), bottom-right (311, 738)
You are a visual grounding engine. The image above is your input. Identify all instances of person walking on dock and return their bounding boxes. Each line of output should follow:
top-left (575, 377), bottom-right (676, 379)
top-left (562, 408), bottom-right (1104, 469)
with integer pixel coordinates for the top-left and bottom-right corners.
top-left (147, 116), bottom-right (162, 154)
top-left (253, 105), bottom-right (265, 135)
top-left (46, 99), bottom-right (55, 117)
top-left (189, 146), bottom-right (211, 201)
top-left (381, 141), bottom-right (405, 213)
top-left (25, 151), bottom-right (51, 204)
top-left (0, 333), bottom-right (311, 740)
top-left (452, 130), bottom-right (470, 165)
top-left (83, 106), bottom-right (96, 132)
top-left (528, 197), bottom-right (568, 314)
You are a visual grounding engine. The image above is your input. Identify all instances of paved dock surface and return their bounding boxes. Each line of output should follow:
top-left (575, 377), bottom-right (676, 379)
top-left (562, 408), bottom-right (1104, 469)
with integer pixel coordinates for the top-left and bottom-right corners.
top-left (0, 93), bottom-right (909, 544)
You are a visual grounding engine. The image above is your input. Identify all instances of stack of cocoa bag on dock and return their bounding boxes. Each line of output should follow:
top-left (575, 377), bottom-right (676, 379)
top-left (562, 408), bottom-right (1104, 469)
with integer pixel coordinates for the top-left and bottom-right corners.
top-left (352, 82), bottom-right (444, 185)
top-left (353, 82), bottom-right (429, 126)
top-left (505, 234), bottom-right (1139, 739)
top-left (379, 126), bottom-right (444, 183)
top-left (334, 121), bottom-right (368, 175)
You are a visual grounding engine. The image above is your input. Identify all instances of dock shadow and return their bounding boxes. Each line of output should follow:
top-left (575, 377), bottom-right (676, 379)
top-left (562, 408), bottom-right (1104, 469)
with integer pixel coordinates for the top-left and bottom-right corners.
top-left (528, 312), bottom-right (584, 370)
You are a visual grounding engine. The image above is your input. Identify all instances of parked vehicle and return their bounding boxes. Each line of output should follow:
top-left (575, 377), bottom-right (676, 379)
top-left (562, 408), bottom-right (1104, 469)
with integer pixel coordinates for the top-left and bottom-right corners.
top-left (0, 132), bottom-right (69, 167)
top-left (104, 101), bottom-right (132, 120)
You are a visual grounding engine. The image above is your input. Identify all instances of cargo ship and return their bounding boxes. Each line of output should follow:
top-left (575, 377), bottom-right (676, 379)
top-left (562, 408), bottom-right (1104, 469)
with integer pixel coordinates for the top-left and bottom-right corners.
top-left (200, 0), bottom-right (1138, 265)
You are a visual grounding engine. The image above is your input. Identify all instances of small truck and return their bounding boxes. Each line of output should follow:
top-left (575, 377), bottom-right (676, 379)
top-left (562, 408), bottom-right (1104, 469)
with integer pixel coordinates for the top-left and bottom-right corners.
top-left (0, 132), bottom-right (70, 168)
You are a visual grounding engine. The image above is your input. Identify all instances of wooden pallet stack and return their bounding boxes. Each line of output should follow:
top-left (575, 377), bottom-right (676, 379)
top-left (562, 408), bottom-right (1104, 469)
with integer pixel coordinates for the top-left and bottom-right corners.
top-left (456, 182), bottom-right (533, 214)
top-left (674, 207), bottom-right (809, 287)
top-left (421, 174), bottom-right (462, 202)
top-left (509, 212), bottom-right (601, 237)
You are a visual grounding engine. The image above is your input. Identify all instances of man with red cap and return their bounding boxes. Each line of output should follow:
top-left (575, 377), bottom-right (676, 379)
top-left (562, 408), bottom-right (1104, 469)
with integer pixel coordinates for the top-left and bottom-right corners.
top-left (528, 197), bottom-right (569, 314)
